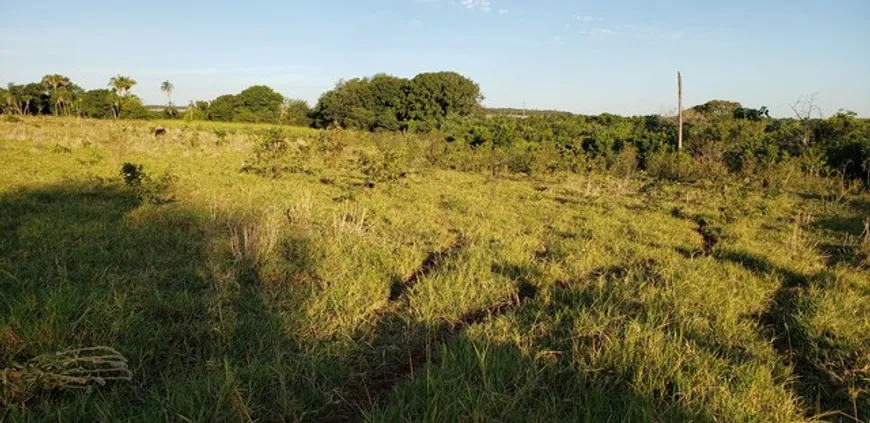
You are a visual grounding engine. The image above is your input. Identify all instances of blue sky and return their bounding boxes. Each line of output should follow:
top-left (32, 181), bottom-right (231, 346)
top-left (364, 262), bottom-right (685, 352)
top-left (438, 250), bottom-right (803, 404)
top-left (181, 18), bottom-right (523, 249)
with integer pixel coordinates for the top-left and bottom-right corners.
top-left (1, 0), bottom-right (868, 116)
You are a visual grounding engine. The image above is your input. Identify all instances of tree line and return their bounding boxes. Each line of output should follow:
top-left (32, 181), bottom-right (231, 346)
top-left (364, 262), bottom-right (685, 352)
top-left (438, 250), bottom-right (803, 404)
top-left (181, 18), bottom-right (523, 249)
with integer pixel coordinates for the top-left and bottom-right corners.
top-left (0, 71), bottom-right (482, 129)
top-left (2, 72), bottom-right (868, 184)
top-left (1, 74), bottom-right (156, 119)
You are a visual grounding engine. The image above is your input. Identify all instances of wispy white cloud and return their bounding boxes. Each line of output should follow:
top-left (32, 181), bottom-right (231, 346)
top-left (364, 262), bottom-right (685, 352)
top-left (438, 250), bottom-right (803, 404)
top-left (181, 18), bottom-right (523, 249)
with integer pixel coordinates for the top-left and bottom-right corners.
top-left (619, 24), bottom-right (685, 41)
top-left (548, 35), bottom-right (562, 44)
top-left (498, 9), bottom-right (509, 15)
top-left (461, 0), bottom-right (492, 13)
top-left (569, 22), bottom-right (686, 41)
top-left (579, 28), bottom-right (617, 38)
top-left (572, 15), bottom-right (602, 22)
top-left (415, 0), bottom-right (495, 13)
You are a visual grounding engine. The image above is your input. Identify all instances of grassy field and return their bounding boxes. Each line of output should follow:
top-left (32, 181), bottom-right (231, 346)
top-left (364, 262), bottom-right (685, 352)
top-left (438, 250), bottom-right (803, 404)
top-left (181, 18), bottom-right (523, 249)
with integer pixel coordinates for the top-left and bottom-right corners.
top-left (1, 117), bottom-right (868, 422)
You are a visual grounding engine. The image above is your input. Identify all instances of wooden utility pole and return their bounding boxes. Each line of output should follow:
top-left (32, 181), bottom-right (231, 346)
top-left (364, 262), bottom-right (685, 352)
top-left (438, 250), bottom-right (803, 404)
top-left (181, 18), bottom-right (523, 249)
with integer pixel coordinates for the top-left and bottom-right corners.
top-left (677, 72), bottom-right (683, 152)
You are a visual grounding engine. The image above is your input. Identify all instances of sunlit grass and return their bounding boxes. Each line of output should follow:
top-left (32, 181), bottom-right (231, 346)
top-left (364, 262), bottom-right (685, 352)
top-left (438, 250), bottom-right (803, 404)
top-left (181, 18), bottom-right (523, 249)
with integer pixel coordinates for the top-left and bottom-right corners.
top-left (1, 117), bottom-right (867, 422)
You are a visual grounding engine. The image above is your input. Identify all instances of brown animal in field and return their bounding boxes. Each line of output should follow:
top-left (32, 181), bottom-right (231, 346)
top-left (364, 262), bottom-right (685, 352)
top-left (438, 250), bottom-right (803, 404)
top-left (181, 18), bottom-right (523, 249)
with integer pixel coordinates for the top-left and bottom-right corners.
top-left (154, 127), bottom-right (167, 137)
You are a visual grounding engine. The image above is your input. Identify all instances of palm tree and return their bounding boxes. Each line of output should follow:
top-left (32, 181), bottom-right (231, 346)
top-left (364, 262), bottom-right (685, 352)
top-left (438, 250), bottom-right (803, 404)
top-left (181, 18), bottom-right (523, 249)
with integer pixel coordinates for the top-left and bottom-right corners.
top-left (108, 75), bottom-right (136, 118)
top-left (185, 100), bottom-right (196, 121)
top-left (21, 95), bottom-right (33, 115)
top-left (108, 74), bottom-right (136, 97)
top-left (160, 81), bottom-right (174, 107)
top-left (41, 74), bottom-right (70, 92)
top-left (74, 98), bottom-right (83, 118)
top-left (54, 87), bottom-right (72, 116)
top-left (2, 91), bottom-right (16, 115)
top-left (41, 74), bottom-right (71, 116)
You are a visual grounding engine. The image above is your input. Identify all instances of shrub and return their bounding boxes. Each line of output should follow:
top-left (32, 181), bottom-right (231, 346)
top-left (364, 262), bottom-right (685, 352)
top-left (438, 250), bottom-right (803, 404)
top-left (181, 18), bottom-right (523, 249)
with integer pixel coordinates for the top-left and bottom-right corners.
top-left (241, 129), bottom-right (321, 178)
top-left (120, 162), bottom-right (175, 204)
top-left (315, 130), bottom-right (348, 161)
top-left (529, 141), bottom-right (564, 175)
top-left (826, 138), bottom-right (870, 186)
top-left (358, 149), bottom-right (407, 184)
top-left (213, 129), bottom-right (229, 145)
top-left (646, 152), bottom-right (703, 183)
top-left (120, 162), bottom-right (144, 187)
top-left (119, 96), bottom-right (153, 120)
top-left (610, 146), bottom-right (638, 179)
top-left (163, 106), bottom-right (179, 119)
top-left (242, 129), bottom-right (291, 178)
top-left (504, 143), bottom-right (536, 174)
top-left (799, 146), bottom-right (828, 177)
top-left (81, 89), bottom-right (117, 119)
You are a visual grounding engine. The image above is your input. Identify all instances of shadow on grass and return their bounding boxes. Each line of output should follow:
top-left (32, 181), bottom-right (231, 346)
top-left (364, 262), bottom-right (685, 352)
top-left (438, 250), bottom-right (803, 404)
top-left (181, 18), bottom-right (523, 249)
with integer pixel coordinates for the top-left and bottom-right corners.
top-left (797, 192), bottom-right (827, 202)
top-left (7, 183), bottom-right (858, 421)
top-left (338, 261), bottom-right (722, 422)
top-left (813, 215), bottom-right (868, 267)
top-left (670, 208), bottom-right (722, 257)
top-left (573, 261), bottom-right (759, 369)
top-left (0, 183), bottom-right (212, 412)
top-left (322, 260), bottom-right (539, 421)
top-left (371, 333), bottom-right (717, 423)
top-left (388, 231), bottom-right (465, 302)
top-left (850, 197), bottom-right (870, 213)
top-left (366, 280), bottom-right (718, 423)
top-left (817, 243), bottom-right (861, 267)
top-left (0, 183), bottom-right (320, 420)
top-left (714, 248), bottom-right (866, 421)
top-left (814, 216), bottom-right (866, 237)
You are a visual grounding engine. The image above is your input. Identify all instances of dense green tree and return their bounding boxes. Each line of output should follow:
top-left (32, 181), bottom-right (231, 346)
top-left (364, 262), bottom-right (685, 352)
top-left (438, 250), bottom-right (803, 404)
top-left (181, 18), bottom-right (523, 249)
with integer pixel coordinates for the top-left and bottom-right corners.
top-left (405, 72), bottom-right (482, 123)
top-left (201, 86), bottom-right (287, 123)
top-left (279, 98), bottom-right (311, 126)
top-left (119, 95), bottom-right (152, 119)
top-left (237, 85), bottom-right (283, 115)
top-left (311, 72), bottom-right (482, 130)
top-left (207, 94), bottom-right (241, 122)
top-left (311, 78), bottom-right (378, 129)
top-left (8, 83), bottom-right (51, 115)
top-left (690, 100), bottom-right (742, 121)
top-left (369, 74), bottom-right (408, 130)
top-left (194, 100), bottom-right (210, 114)
top-left (733, 106), bottom-right (770, 121)
top-left (819, 110), bottom-right (870, 182)
top-left (81, 89), bottom-right (118, 119)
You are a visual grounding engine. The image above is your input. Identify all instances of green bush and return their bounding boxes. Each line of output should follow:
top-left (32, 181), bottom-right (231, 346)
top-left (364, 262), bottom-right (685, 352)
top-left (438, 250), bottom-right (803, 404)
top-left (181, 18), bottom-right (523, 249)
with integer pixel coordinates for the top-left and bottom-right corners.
top-left (120, 162), bottom-right (175, 204)
top-left (646, 152), bottom-right (704, 183)
top-left (358, 149), bottom-right (407, 184)
top-left (504, 143), bottom-right (535, 174)
top-left (81, 89), bottom-right (117, 119)
top-left (242, 129), bottom-right (293, 178)
top-left (610, 146), bottom-right (638, 179)
top-left (119, 96), bottom-right (153, 120)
